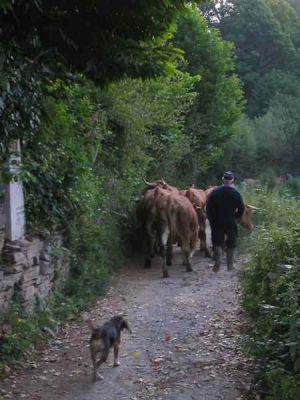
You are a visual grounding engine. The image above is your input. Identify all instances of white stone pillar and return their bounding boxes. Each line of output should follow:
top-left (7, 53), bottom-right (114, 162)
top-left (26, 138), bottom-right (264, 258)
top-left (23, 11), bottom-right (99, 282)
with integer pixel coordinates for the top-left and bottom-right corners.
top-left (4, 140), bottom-right (26, 241)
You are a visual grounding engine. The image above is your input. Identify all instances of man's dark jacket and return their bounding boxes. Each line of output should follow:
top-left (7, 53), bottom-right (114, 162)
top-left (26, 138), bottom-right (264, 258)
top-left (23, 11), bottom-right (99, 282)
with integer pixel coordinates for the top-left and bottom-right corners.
top-left (206, 185), bottom-right (244, 226)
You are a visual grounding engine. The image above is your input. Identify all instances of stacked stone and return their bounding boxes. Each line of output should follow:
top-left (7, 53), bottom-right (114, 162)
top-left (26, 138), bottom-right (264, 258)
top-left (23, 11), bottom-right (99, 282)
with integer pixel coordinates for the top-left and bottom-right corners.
top-left (0, 236), bottom-right (69, 315)
top-left (0, 202), bottom-right (4, 253)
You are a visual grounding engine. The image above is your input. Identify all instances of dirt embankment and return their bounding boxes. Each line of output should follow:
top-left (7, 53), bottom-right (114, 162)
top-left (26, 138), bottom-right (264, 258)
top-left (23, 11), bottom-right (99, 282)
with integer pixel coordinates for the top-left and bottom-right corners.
top-left (0, 248), bottom-right (253, 400)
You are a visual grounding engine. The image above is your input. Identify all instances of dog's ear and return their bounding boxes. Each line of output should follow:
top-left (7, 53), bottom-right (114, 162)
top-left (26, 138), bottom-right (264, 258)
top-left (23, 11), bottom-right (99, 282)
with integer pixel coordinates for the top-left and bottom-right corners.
top-left (121, 318), bottom-right (131, 333)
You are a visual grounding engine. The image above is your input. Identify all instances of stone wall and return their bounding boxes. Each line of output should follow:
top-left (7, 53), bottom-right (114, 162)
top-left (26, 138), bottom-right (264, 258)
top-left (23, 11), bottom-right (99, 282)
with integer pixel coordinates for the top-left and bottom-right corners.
top-left (0, 235), bottom-right (70, 315)
top-left (0, 202), bottom-right (4, 254)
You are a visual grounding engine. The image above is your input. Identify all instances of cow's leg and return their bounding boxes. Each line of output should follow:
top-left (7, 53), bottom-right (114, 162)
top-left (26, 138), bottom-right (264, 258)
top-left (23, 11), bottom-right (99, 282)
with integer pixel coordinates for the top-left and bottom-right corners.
top-left (199, 225), bottom-right (211, 257)
top-left (166, 237), bottom-right (173, 266)
top-left (144, 223), bottom-right (154, 268)
top-left (182, 244), bottom-right (193, 272)
top-left (161, 225), bottom-right (170, 278)
top-left (185, 251), bottom-right (193, 272)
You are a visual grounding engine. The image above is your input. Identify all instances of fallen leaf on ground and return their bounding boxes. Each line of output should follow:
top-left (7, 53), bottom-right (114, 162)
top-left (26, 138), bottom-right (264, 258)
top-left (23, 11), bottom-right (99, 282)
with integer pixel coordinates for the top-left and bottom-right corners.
top-left (131, 351), bottom-right (141, 359)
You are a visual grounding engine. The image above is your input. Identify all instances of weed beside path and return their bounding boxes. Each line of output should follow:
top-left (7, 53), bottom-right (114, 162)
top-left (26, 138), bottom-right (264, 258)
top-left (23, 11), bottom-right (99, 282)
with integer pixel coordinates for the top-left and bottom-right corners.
top-left (0, 248), bottom-right (253, 400)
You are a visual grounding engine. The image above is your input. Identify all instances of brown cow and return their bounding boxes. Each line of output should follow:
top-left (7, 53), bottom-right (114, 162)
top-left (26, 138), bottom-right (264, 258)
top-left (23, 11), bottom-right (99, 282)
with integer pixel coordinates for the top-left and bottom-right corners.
top-left (156, 192), bottom-right (199, 278)
top-left (185, 187), bottom-right (211, 257)
top-left (239, 205), bottom-right (254, 231)
top-left (137, 179), bottom-right (178, 269)
top-left (137, 187), bottom-right (168, 268)
top-left (205, 186), bottom-right (215, 198)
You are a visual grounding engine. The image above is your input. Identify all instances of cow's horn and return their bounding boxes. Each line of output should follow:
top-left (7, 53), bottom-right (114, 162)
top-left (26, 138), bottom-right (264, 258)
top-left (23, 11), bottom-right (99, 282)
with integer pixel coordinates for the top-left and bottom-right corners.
top-left (246, 204), bottom-right (265, 211)
top-left (143, 178), bottom-right (155, 186)
top-left (245, 204), bottom-right (257, 210)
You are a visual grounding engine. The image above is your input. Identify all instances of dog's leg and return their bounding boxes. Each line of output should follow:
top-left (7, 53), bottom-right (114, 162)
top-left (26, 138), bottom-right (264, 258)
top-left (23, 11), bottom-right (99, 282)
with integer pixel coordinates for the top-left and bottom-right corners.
top-left (95, 369), bottom-right (104, 381)
top-left (94, 355), bottom-right (108, 381)
top-left (113, 341), bottom-right (120, 366)
top-left (91, 353), bottom-right (103, 381)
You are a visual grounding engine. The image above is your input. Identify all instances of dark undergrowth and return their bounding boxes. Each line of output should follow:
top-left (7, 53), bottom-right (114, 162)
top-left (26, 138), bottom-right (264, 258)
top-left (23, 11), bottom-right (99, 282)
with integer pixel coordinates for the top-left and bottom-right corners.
top-left (240, 187), bottom-right (300, 399)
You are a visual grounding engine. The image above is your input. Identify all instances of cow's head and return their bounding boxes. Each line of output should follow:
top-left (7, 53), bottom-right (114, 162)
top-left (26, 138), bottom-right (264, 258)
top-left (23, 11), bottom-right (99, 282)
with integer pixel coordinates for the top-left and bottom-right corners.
top-left (240, 206), bottom-right (253, 231)
top-left (142, 178), bottom-right (178, 193)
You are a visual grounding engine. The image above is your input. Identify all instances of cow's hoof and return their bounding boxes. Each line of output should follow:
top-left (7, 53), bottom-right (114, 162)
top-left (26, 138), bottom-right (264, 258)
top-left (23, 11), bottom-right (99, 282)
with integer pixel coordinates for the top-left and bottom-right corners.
top-left (213, 264), bottom-right (220, 272)
top-left (162, 272), bottom-right (169, 278)
top-left (186, 266), bottom-right (193, 272)
top-left (144, 259), bottom-right (152, 269)
top-left (167, 259), bottom-right (172, 266)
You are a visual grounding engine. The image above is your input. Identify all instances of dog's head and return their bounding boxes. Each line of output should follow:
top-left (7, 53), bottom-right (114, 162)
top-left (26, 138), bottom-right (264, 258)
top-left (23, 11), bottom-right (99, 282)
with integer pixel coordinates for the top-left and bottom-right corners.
top-left (114, 315), bottom-right (132, 333)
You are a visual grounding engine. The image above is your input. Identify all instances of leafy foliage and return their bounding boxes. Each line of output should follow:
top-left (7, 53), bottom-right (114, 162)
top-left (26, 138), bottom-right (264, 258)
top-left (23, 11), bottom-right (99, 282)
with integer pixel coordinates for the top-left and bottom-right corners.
top-left (0, 1), bottom-right (203, 160)
top-left (242, 189), bottom-right (300, 399)
top-left (201, 0), bottom-right (300, 185)
top-left (0, 1), bottom-right (200, 84)
top-left (202, 0), bottom-right (300, 117)
top-left (289, 0), bottom-right (300, 17)
top-left (173, 6), bottom-right (243, 182)
top-left (18, 66), bottom-right (199, 293)
top-left (0, 294), bottom-right (77, 369)
top-left (104, 73), bottom-right (199, 185)
top-left (210, 91), bottom-right (300, 181)
top-left (0, 47), bottom-right (45, 155)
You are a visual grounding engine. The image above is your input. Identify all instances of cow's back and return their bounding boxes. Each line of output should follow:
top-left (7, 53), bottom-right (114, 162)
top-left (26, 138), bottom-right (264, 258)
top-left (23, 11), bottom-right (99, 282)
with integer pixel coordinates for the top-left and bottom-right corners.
top-left (185, 188), bottom-right (207, 209)
top-left (164, 194), bottom-right (198, 249)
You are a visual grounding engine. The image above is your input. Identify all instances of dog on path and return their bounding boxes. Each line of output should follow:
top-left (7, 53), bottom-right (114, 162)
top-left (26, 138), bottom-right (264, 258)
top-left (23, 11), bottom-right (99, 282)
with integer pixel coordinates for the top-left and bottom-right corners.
top-left (83, 314), bottom-right (131, 381)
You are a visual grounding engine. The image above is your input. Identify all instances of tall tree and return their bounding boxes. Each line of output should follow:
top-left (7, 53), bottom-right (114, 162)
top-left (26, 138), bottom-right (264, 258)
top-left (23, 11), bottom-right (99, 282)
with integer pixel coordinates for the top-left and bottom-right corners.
top-left (216, 0), bottom-right (300, 115)
top-left (288, 0), bottom-right (300, 17)
top-left (173, 7), bottom-right (243, 180)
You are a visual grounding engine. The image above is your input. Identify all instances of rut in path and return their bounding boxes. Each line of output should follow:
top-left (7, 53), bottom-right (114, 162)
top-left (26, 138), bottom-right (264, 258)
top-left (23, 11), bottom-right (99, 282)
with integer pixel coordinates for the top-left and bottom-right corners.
top-left (0, 248), bottom-right (253, 400)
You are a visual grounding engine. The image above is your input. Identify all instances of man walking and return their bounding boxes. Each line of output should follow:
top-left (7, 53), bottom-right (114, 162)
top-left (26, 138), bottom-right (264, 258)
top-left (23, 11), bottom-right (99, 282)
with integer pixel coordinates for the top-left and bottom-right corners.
top-left (206, 171), bottom-right (245, 271)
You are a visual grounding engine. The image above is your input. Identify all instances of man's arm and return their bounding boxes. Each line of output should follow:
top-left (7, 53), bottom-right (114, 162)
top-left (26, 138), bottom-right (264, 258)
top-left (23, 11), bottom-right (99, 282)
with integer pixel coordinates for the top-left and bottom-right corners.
top-left (206, 191), bottom-right (216, 222)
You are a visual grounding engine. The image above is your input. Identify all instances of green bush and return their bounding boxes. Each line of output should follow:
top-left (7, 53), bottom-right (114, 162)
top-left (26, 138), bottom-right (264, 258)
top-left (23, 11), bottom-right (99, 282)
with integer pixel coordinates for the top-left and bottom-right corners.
top-left (0, 293), bottom-right (77, 369)
top-left (287, 177), bottom-right (300, 197)
top-left (242, 188), bottom-right (300, 399)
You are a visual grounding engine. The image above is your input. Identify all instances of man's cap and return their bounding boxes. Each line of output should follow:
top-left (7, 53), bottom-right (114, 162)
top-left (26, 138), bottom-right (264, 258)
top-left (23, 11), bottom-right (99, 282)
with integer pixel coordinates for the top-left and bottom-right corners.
top-left (223, 171), bottom-right (234, 180)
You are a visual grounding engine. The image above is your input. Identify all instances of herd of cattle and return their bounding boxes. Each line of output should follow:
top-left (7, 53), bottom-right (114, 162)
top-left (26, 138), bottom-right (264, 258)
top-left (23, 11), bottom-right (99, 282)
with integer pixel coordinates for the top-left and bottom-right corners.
top-left (136, 179), bottom-right (253, 278)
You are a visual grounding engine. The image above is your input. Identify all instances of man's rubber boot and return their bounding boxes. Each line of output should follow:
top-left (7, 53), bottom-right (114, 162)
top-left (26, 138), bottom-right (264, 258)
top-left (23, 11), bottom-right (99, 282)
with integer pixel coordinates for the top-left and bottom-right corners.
top-left (226, 248), bottom-right (234, 271)
top-left (213, 246), bottom-right (222, 272)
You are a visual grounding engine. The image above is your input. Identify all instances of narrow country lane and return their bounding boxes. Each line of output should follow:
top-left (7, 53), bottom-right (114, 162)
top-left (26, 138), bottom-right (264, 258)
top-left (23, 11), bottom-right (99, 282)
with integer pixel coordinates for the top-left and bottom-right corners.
top-left (0, 246), bottom-right (253, 400)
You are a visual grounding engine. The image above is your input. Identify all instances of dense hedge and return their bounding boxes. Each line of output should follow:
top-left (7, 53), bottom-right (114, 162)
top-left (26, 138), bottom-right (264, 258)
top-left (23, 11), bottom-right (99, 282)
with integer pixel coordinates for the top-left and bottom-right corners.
top-left (242, 188), bottom-right (300, 399)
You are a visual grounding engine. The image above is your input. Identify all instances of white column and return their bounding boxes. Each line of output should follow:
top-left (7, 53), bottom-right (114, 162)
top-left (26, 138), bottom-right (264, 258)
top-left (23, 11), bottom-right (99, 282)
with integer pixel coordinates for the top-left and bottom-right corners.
top-left (4, 140), bottom-right (25, 241)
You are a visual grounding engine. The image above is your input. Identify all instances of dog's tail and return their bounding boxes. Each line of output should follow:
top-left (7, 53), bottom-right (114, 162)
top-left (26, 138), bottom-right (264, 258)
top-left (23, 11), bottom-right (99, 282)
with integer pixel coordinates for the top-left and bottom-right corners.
top-left (82, 312), bottom-right (96, 331)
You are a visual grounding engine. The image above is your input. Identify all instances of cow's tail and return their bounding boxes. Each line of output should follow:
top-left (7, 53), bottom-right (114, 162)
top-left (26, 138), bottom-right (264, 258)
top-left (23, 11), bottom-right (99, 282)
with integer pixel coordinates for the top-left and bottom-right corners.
top-left (166, 204), bottom-right (176, 244)
top-left (160, 212), bottom-right (170, 248)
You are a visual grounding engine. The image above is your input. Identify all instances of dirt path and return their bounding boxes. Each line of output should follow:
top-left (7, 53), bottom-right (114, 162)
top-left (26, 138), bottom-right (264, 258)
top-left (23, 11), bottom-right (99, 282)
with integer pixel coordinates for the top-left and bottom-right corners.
top-left (0, 248), bottom-right (253, 400)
